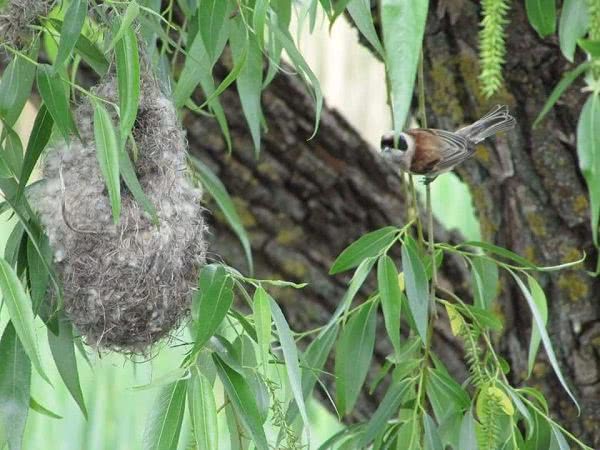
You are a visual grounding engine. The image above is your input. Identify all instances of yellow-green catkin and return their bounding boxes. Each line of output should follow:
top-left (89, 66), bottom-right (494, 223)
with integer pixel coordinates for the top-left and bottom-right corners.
top-left (479, 0), bottom-right (510, 97)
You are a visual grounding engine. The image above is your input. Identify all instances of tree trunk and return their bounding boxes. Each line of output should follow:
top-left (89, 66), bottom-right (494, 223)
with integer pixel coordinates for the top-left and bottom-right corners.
top-left (182, 0), bottom-right (599, 443)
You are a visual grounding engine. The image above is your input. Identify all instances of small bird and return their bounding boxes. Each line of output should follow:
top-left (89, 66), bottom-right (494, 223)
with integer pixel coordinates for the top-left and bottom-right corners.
top-left (380, 105), bottom-right (516, 183)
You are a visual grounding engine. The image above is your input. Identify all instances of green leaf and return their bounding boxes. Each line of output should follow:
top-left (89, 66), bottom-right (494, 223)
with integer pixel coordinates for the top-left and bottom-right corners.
top-left (196, 49), bottom-right (248, 110)
top-left (460, 241), bottom-right (536, 268)
top-left (189, 157), bottom-right (253, 274)
top-left (55, 0), bottom-right (87, 68)
top-left (533, 62), bottom-right (590, 128)
top-left (29, 397), bottom-right (62, 419)
top-left (47, 313), bottom-right (87, 419)
top-left (198, 0), bottom-right (229, 63)
top-left (270, 298), bottom-right (310, 434)
top-left (0, 322), bottom-right (31, 450)
top-left (115, 27), bottom-right (140, 147)
top-left (36, 64), bottom-right (77, 141)
top-left (525, 0), bottom-right (556, 37)
top-left (0, 257), bottom-right (49, 384)
top-left (346, 0), bottom-right (385, 58)
top-left (191, 265), bottom-right (234, 350)
top-left (382, 0), bottom-right (428, 135)
top-left (188, 371), bottom-right (218, 450)
top-left (577, 93), bottom-right (600, 245)
top-left (548, 424), bottom-right (569, 450)
top-left (427, 368), bottom-right (470, 412)
top-left (108, 1), bottom-right (140, 50)
top-left (578, 38), bottom-right (600, 57)
top-left (358, 379), bottom-right (413, 447)
top-left (1, 125), bottom-right (24, 176)
top-left (459, 410), bottom-right (478, 450)
top-left (118, 146), bottom-right (158, 224)
top-left (282, 324), bottom-right (338, 432)
top-left (335, 301), bottom-right (378, 415)
top-left (143, 380), bottom-right (187, 450)
top-left (26, 231), bottom-right (51, 314)
top-left (230, 21), bottom-right (263, 157)
top-left (559, 0), bottom-right (589, 61)
top-left (330, 226), bottom-right (398, 274)
top-left (213, 355), bottom-right (269, 450)
top-left (510, 271), bottom-right (580, 411)
top-left (49, 19), bottom-right (109, 76)
top-left (253, 0), bottom-right (269, 47)
top-left (377, 255), bottom-right (402, 357)
top-left (0, 42), bottom-right (38, 126)
top-left (270, 24), bottom-right (323, 139)
top-left (253, 287), bottom-right (271, 371)
top-left (328, 257), bottom-right (376, 328)
top-left (17, 105), bottom-right (53, 199)
top-left (526, 276), bottom-right (548, 377)
top-left (423, 414), bottom-right (444, 450)
top-left (93, 101), bottom-right (121, 223)
top-left (470, 255), bottom-right (498, 310)
top-left (523, 406), bottom-right (551, 450)
top-left (401, 235), bottom-right (429, 343)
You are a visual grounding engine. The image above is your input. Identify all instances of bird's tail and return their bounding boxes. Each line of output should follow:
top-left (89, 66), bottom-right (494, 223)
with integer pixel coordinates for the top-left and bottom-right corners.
top-left (456, 105), bottom-right (516, 144)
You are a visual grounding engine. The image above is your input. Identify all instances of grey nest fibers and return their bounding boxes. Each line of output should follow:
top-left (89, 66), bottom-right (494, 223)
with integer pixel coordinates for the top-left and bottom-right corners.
top-left (0, 0), bottom-right (53, 47)
top-left (31, 76), bottom-right (208, 353)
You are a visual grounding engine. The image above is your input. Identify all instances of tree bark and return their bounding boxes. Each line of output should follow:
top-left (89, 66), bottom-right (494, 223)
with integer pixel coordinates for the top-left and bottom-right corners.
top-left (186, 0), bottom-right (599, 444)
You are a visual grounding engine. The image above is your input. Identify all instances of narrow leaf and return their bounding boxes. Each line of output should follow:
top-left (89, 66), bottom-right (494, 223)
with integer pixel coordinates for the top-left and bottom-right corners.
top-left (29, 397), bottom-right (62, 419)
top-left (115, 28), bottom-right (140, 147)
top-left (402, 236), bottom-right (430, 343)
top-left (118, 147), bottom-right (158, 224)
top-left (559, 0), bottom-right (589, 61)
top-left (330, 226), bottom-right (398, 274)
top-left (93, 100), bottom-right (121, 223)
top-left (358, 379), bottom-right (413, 447)
top-left (143, 380), bottom-right (187, 450)
top-left (533, 62), bottom-right (590, 128)
top-left (189, 157), bottom-right (253, 274)
top-left (525, 0), bottom-right (557, 37)
top-left (198, 0), bottom-right (229, 63)
top-left (55, 0), bottom-right (88, 68)
top-left (188, 372), bottom-right (218, 450)
top-left (0, 258), bottom-right (49, 383)
top-left (0, 41), bottom-right (38, 126)
top-left (335, 301), bottom-right (378, 415)
top-left (230, 21), bottom-right (263, 157)
top-left (470, 255), bottom-right (498, 310)
top-left (377, 255), bottom-right (402, 356)
top-left (382, 0), bottom-right (428, 135)
top-left (191, 265), bottom-right (234, 350)
top-left (577, 93), bottom-right (600, 245)
top-left (253, 287), bottom-right (271, 371)
top-left (347, 0), bottom-right (385, 58)
top-left (526, 276), bottom-right (548, 377)
top-left (108, 1), bottom-right (140, 50)
top-left (423, 414), bottom-right (443, 450)
top-left (511, 271), bottom-right (580, 410)
top-left (17, 105), bottom-right (53, 199)
top-left (37, 64), bottom-right (77, 141)
top-left (549, 424), bottom-right (570, 450)
top-left (47, 313), bottom-right (87, 419)
top-left (213, 355), bottom-right (269, 450)
top-left (270, 298), bottom-right (310, 435)
top-left (459, 410), bottom-right (478, 450)
top-left (0, 322), bottom-right (31, 450)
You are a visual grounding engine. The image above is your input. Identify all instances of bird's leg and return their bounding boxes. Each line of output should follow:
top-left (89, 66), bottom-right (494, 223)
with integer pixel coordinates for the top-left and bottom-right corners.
top-left (422, 176), bottom-right (437, 185)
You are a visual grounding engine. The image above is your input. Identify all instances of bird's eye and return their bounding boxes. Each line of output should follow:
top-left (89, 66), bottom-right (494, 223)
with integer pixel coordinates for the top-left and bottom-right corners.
top-left (380, 134), bottom-right (394, 150)
top-left (397, 135), bottom-right (409, 151)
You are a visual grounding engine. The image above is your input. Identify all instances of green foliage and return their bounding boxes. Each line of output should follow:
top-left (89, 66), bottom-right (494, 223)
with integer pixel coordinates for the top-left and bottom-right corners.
top-left (0, 0), bottom-right (595, 449)
top-left (479, 0), bottom-right (510, 97)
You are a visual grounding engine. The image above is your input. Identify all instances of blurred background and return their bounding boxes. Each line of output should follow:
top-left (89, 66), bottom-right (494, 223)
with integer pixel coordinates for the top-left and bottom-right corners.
top-left (1, 11), bottom-right (479, 450)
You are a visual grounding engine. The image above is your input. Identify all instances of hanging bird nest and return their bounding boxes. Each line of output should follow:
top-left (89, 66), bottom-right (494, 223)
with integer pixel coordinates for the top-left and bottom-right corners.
top-left (0, 0), bottom-right (54, 48)
top-left (31, 73), bottom-right (207, 353)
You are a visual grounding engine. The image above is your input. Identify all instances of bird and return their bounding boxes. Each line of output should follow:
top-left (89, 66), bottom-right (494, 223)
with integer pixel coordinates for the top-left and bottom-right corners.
top-left (380, 105), bottom-right (516, 183)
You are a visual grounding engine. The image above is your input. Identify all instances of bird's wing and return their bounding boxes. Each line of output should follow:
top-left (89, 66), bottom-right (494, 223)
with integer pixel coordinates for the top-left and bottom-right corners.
top-left (429, 129), bottom-right (473, 173)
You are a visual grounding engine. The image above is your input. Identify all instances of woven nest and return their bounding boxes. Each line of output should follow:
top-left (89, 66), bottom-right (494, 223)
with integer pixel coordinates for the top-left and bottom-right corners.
top-left (31, 75), bottom-right (207, 353)
top-left (0, 0), bottom-right (53, 47)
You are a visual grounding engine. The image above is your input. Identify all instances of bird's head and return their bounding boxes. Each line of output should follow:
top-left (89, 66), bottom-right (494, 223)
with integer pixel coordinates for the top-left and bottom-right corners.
top-left (380, 131), bottom-right (416, 171)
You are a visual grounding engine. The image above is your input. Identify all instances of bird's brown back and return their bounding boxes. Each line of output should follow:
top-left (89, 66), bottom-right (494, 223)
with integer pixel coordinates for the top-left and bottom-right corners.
top-left (406, 129), bottom-right (441, 174)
